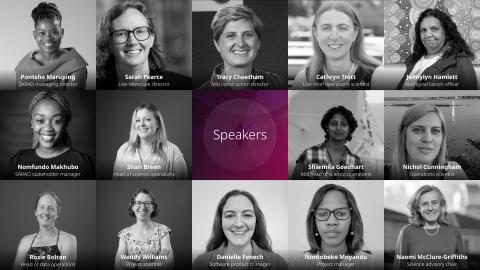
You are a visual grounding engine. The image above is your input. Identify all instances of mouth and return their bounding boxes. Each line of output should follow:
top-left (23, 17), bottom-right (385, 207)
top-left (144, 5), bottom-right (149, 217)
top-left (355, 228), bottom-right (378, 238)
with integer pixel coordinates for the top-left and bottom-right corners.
top-left (328, 44), bottom-right (343, 49)
top-left (124, 49), bottom-right (142, 55)
top-left (424, 211), bottom-right (438, 217)
top-left (325, 230), bottom-right (340, 237)
top-left (232, 49), bottom-right (249, 55)
top-left (418, 147), bottom-right (434, 154)
top-left (230, 230), bottom-right (248, 236)
top-left (39, 215), bottom-right (51, 221)
top-left (40, 134), bottom-right (56, 142)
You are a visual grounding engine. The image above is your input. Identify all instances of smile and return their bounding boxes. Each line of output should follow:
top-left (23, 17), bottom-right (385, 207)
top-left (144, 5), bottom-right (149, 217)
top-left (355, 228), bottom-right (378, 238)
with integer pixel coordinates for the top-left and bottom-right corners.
top-left (232, 49), bottom-right (249, 55)
top-left (40, 215), bottom-right (51, 220)
top-left (41, 134), bottom-right (55, 142)
top-left (328, 44), bottom-right (342, 49)
top-left (231, 230), bottom-right (248, 236)
top-left (418, 147), bottom-right (434, 154)
top-left (125, 49), bottom-right (141, 55)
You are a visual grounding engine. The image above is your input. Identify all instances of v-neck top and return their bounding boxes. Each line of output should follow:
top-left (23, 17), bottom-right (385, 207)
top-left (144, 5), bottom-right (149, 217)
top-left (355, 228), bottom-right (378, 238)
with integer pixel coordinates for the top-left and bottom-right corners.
top-left (24, 230), bottom-right (61, 270)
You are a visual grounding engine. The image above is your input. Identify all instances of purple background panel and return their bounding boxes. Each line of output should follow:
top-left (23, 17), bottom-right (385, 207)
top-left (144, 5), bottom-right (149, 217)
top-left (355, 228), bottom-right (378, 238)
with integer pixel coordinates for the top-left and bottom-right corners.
top-left (192, 91), bottom-right (288, 180)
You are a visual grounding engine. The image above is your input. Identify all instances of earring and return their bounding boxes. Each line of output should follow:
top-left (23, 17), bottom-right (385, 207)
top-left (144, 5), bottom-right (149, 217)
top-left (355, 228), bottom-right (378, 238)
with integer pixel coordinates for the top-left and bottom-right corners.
top-left (350, 231), bottom-right (354, 235)
top-left (315, 232), bottom-right (319, 236)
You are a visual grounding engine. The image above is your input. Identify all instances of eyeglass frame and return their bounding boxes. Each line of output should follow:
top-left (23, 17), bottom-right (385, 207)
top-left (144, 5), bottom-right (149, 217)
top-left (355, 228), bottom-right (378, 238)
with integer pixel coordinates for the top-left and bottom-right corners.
top-left (133, 200), bottom-right (154, 208)
top-left (312, 207), bottom-right (352, 221)
top-left (110, 26), bottom-right (152, 44)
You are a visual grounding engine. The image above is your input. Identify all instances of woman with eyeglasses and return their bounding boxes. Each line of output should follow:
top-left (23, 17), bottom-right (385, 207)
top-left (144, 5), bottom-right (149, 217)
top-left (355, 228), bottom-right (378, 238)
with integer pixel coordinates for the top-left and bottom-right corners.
top-left (12, 192), bottom-right (77, 270)
top-left (15, 2), bottom-right (88, 90)
top-left (393, 185), bottom-right (468, 270)
top-left (96, 1), bottom-right (191, 90)
top-left (115, 188), bottom-right (174, 269)
top-left (193, 190), bottom-right (288, 270)
top-left (292, 184), bottom-right (374, 269)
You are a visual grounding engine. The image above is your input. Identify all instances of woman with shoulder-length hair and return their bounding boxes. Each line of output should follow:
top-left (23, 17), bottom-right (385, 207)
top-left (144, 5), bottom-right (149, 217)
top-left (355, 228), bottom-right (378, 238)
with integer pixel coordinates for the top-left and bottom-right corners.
top-left (292, 106), bottom-right (365, 180)
top-left (393, 185), bottom-right (468, 270)
top-left (292, 184), bottom-right (374, 269)
top-left (397, 8), bottom-right (476, 90)
top-left (112, 103), bottom-right (188, 180)
top-left (292, 2), bottom-right (380, 90)
top-left (12, 191), bottom-right (77, 270)
top-left (386, 103), bottom-right (468, 180)
top-left (8, 91), bottom-right (94, 179)
top-left (96, 1), bottom-right (191, 90)
top-left (115, 188), bottom-right (174, 270)
top-left (193, 190), bottom-right (288, 270)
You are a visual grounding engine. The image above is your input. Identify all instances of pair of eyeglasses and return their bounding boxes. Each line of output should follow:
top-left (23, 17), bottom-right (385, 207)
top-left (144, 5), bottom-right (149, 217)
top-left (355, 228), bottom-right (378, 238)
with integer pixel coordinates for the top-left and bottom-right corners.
top-left (133, 201), bottom-right (153, 208)
top-left (35, 30), bottom-right (62, 38)
top-left (111, 26), bottom-right (151, 44)
top-left (313, 207), bottom-right (352, 221)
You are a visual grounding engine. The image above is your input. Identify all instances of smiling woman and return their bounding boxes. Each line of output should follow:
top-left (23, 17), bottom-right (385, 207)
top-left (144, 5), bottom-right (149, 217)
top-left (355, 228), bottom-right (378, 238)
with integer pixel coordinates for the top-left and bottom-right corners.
top-left (112, 103), bottom-right (188, 180)
top-left (193, 190), bottom-right (288, 270)
top-left (198, 5), bottom-right (287, 90)
top-left (393, 185), bottom-right (468, 270)
top-left (114, 188), bottom-right (174, 269)
top-left (385, 103), bottom-right (468, 180)
top-left (12, 192), bottom-right (77, 270)
top-left (7, 91), bottom-right (94, 179)
top-left (15, 2), bottom-right (88, 90)
top-left (96, 1), bottom-right (191, 90)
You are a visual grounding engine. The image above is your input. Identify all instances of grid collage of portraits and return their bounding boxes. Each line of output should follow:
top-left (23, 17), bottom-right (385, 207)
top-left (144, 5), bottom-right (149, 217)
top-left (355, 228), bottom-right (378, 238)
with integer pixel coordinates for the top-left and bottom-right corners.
top-left (1, 0), bottom-right (480, 270)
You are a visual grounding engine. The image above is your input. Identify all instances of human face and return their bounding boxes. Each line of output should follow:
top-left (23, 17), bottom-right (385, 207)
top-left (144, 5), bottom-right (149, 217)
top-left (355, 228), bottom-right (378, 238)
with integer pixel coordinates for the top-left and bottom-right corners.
top-left (420, 16), bottom-right (446, 55)
top-left (31, 99), bottom-right (66, 151)
top-left (132, 193), bottom-right (154, 221)
top-left (33, 19), bottom-right (63, 54)
top-left (222, 195), bottom-right (256, 249)
top-left (328, 113), bottom-right (350, 142)
top-left (406, 112), bottom-right (443, 165)
top-left (214, 19), bottom-right (260, 71)
top-left (315, 10), bottom-right (358, 61)
top-left (418, 191), bottom-right (441, 225)
top-left (315, 190), bottom-right (351, 249)
top-left (34, 194), bottom-right (59, 227)
top-left (110, 8), bottom-right (154, 69)
top-left (135, 108), bottom-right (158, 140)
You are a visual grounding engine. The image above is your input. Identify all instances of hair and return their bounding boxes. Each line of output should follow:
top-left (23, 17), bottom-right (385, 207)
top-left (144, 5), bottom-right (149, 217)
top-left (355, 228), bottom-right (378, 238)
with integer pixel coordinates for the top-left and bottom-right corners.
top-left (34, 191), bottom-right (62, 215)
top-left (206, 190), bottom-right (272, 252)
top-left (320, 106), bottom-right (358, 141)
top-left (390, 104), bottom-right (447, 179)
top-left (211, 5), bottom-right (263, 42)
top-left (409, 8), bottom-right (474, 64)
top-left (96, 1), bottom-right (165, 81)
top-left (306, 184), bottom-right (364, 255)
top-left (306, 2), bottom-right (380, 81)
top-left (29, 91), bottom-right (72, 149)
top-left (127, 103), bottom-right (168, 158)
top-left (407, 185), bottom-right (449, 226)
top-left (128, 188), bottom-right (159, 218)
top-left (31, 2), bottom-right (62, 26)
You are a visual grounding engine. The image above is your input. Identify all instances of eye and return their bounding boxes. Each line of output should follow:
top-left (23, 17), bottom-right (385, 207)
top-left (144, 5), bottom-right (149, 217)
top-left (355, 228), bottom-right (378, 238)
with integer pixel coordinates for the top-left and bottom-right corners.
top-left (411, 127), bottom-right (424, 134)
top-left (36, 119), bottom-right (45, 124)
top-left (225, 33), bottom-right (235, 39)
top-left (341, 122), bottom-right (349, 128)
top-left (243, 213), bottom-right (254, 219)
top-left (244, 32), bottom-right (254, 38)
top-left (320, 25), bottom-right (330, 31)
top-left (224, 213), bottom-right (235, 219)
top-left (431, 128), bottom-right (441, 135)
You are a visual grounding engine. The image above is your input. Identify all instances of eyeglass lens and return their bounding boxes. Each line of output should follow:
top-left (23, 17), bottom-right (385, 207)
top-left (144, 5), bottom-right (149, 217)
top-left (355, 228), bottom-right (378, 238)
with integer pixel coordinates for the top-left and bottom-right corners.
top-left (112, 26), bottom-right (150, 44)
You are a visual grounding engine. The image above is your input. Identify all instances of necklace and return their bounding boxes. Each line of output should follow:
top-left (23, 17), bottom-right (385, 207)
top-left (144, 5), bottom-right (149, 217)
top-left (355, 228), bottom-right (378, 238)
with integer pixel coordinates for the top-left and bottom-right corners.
top-left (323, 63), bottom-right (355, 82)
top-left (423, 224), bottom-right (440, 236)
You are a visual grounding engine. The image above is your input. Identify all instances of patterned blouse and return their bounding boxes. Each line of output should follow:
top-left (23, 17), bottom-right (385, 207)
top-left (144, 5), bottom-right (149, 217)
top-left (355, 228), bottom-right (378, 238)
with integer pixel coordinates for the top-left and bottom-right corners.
top-left (118, 223), bottom-right (171, 258)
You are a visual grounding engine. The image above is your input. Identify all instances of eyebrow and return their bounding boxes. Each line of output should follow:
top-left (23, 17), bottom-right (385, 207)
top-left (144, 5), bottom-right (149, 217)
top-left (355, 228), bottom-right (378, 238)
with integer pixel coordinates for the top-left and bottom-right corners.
top-left (410, 125), bottom-right (441, 128)
top-left (223, 209), bottom-right (254, 214)
top-left (32, 113), bottom-right (64, 117)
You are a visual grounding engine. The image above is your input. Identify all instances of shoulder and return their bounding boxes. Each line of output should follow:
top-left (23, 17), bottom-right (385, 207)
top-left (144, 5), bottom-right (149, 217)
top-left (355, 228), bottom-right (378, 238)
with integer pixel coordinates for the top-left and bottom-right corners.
top-left (256, 69), bottom-right (287, 88)
top-left (66, 149), bottom-right (93, 163)
top-left (444, 161), bottom-right (468, 179)
top-left (116, 142), bottom-right (131, 154)
top-left (59, 230), bottom-right (77, 246)
top-left (193, 249), bottom-right (218, 267)
top-left (292, 68), bottom-right (307, 87)
top-left (197, 79), bottom-right (214, 90)
top-left (164, 141), bottom-right (182, 154)
top-left (118, 225), bottom-right (133, 240)
top-left (10, 149), bottom-right (35, 160)
top-left (15, 51), bottom-right (36, 71)
top-left (153, 222), bottom-right (171, 234)
top-left (399, 224), bottom-right (419, 235)
top-left (18, 233), bottom-right (36, 246)
top-left (63, 48), bottom-right (88, 65)
top-left (255, 246), bottom-right (287, 266)
top-left (162, 70), bottom-right (191, 81)
top-left (356, 65), bottom-right (375, 78)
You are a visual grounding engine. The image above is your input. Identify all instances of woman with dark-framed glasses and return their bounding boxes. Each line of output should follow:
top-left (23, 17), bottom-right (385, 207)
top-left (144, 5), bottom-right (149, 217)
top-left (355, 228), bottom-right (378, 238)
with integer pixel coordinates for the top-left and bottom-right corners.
top-left (96, 1), bottom-right (191, 90)
top-left (114, 188), bottom-right (174, 269)
top-left (292, 184), bottom-right (374, 269)
top-left (15, 2), bottom-right (88, 90)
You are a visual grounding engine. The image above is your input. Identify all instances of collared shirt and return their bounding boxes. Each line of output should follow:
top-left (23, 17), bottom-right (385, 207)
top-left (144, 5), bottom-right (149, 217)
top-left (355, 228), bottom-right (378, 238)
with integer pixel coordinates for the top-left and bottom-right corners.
top-left (193, 241), bottom-right (288, 270)
top-left (295, 141), bottom-right (365, 180)
top-left (198, 63), bottom-right (287, 90)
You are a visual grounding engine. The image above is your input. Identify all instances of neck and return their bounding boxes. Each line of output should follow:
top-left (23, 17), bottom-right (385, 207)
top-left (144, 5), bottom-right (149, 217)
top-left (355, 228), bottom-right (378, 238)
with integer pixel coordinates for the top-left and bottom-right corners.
top-left (135, 218), bottom-right (152, 228)
top-left (424, 221), bottom-right (439, 228)
top-left (225, 242), bottom-right (252, 256)
top-left (321, 242), bottom-right (348, 256)
top-left (116, 61), bottom-right (150, 80)
top-left (222, 64), bottom-right (252, 78)
top-left (139, 137), bottom-right (154, 149)
top-left (325, 57), bottom-right (353, 76)
top-left (36, 145), bottom-right (67, 158)
top-left (38, 225), bottom-right (57, 237)
top-left (326, 139), bottom-right (346, 150)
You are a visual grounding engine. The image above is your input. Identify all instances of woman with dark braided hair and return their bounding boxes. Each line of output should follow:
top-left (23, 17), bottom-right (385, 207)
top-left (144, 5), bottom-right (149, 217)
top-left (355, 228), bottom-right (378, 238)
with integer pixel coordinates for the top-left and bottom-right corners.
top-left (7, 91), bottom-right (94, 179)
top-left (292, 106), bottom-right (365, 180)
top-left (397, 8), bottom-right (476, 90)
top-left (15, 2), bottom-right (88, 90)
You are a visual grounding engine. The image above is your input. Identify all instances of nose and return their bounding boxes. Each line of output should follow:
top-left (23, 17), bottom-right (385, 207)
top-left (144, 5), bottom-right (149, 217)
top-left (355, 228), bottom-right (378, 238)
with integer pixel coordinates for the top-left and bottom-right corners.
top-left (126, 31), bottom-right (138, 45)
top-left (233, 216), bottom-right (245, 227)
top-left (326, 212), bottom-right (339, 225)
top-left (235, 35), bottom-right (246, 47)
top-left (329, 28), bottom-right (339, 40)
top-left (422, 131), bottom-right (433, 142)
